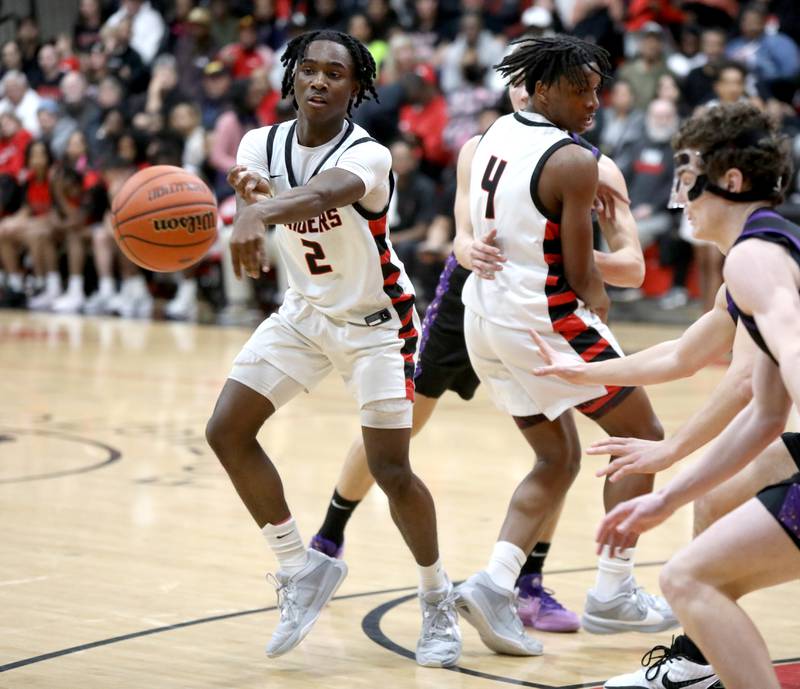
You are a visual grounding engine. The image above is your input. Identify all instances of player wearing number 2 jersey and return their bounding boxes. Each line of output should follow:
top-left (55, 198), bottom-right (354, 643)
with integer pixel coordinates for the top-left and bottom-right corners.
top-left (205, 30), bottom-right (461, 668)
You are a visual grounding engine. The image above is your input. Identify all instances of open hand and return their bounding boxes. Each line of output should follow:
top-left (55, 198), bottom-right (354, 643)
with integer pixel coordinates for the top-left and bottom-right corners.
top-left (530, 330), bottom-right (590, 382)
top-left (470, 229), bottom-right (507, 279)
top-left (589, 437), bottom-right (678, 482)
top-left (596, 492), bottom-right (674, 556)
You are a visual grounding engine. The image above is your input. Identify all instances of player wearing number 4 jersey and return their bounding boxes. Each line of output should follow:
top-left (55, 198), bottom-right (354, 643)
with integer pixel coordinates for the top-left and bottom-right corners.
top-left (451, 35), bottom-right (672, 656)
top-left (206, 30), bottom-right (460, 667)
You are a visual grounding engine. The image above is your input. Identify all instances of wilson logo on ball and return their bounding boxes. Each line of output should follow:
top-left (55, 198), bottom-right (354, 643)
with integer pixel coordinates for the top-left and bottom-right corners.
top-left (147, 182), bottom-right (207, 201)
top-left (152, 212), bottom-right (216, 234)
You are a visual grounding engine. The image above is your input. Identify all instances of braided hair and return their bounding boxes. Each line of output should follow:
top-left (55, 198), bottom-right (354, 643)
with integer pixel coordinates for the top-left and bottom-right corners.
top-left (280, 30), bottom-right (378, 117)
top-left (495, 35), bottom-right (611, 97)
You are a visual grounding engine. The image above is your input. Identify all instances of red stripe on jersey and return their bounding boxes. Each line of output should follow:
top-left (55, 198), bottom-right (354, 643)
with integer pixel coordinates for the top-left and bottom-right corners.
top-left (544, 253), bottom-right (562, 265)
top-left (368, 216), bottom-right (387, 237)
top-left (545, 275), bottom-right (560, 286)
top-left (405, 377), bottom-right (415, 401)
top-left (582, 339), bottom-right (612, 362)
top-left (544, 220), bottom-right (560, 240)
top-left (380, 249), bottom-right (391, 264)
top-left (578, 386), bottom-right (622, 414)
top-left (547, 290), bottom-right (577, 307)
top-left (392, 293), bottom-right (414, 306)
top-left (399, 327), bottom-right (418, 340)
top-left (400, 309), bottom-right (414, 326)
top-left (552, 313), bottom-right (588, 341)
top-left (384, 270), bottom-right (400, 286)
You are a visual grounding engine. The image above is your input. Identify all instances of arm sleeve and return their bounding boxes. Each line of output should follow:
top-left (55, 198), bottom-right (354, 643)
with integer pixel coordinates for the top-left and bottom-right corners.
top-left (234, 126), bottom-right (272, 179)
top-left (335, 141), bottom-right (392, 198)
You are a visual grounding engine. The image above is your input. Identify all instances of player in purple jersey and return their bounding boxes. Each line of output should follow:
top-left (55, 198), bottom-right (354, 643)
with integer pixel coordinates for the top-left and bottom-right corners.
top-left (594, 103), bottom-right (799, 689)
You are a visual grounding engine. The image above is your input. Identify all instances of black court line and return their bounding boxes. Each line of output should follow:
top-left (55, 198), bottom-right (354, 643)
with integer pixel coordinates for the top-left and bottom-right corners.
top-left (0, 584), bottom-right (416, 673)
top-left (361, 561), bottom-right (671, 689)
top-left (0, 428), bottom-right (122, 484)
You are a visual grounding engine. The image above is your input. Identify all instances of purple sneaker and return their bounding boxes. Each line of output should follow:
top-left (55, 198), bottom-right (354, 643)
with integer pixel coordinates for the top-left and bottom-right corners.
top-left (309, 533), bottom-right (344, 559)
top-left (517, 575), bottom-right (580, 633)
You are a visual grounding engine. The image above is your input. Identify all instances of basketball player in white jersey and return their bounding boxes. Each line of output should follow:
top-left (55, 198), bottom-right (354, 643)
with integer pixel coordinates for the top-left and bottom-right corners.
top-left (205, 31), bottom-right (461, 667)
top-left (450, 35), bottom-right (673, 655)
top-left (290, 81), bottom-right (645, 636)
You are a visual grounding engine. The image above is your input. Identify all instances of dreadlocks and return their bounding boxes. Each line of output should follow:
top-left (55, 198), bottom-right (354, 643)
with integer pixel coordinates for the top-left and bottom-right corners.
top-left (280, 30), bottom-right (378, 117)
top-left (495, 35), bottom-right (611, 97)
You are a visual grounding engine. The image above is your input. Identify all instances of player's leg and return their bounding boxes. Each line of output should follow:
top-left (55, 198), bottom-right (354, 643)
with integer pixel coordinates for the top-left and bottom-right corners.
top-left (456, 411), bottom-right (580, 656)
top-left (694, 435), bottom-right (798, 536)
top-left (311, 392), bottom-right (439, 557)
top-left (515, 500), bottom-right (581, 632)
top-left (660, 492), bottom-right (800, 689)
top-left (361, 412), bottom-right (461, 667)
top-left (578, 386), bottom-right (676, 634)
top-left (604, 436), bottom-right (800, 687)
top-left (205, 316), bottom-right (346, 658)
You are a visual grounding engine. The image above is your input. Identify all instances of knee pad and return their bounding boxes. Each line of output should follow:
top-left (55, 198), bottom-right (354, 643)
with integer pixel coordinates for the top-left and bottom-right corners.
top-left (361, 398), bottom-right (412, 429)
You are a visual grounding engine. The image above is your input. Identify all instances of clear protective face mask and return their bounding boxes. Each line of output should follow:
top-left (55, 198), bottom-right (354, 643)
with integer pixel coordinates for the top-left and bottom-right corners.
top-left (668, 149), bottom-right (707, 209)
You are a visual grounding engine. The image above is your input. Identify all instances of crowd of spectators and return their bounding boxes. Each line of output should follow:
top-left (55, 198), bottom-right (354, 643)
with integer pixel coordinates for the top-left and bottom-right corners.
top-left (0, 0), bottom-right (799, 322)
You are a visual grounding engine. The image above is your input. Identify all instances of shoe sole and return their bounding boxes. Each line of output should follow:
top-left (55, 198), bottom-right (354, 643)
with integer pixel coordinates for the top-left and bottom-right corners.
top-left (456, 587), bottom-right (543, 656)
top-left (581, 612), bottom-right (679, 634)
top-left (265, 559), bottom-right (348, 658)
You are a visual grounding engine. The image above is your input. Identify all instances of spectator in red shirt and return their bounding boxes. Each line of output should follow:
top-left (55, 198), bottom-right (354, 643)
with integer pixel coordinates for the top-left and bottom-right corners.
top-left (0, 112), bottom-right (32, 179)
top-left (219, 15), bottom-right (274, 80)
top-left (0, 139), bottom-right (59, 308)
top-left (398, 64), bottom-right (451, 179)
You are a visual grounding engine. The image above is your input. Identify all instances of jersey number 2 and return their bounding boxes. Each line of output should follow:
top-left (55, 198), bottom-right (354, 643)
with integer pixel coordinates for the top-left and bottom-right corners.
top-left (302, 239), bottom-right (333, 275)
top-left (481, 156), bottom-right (507, 220)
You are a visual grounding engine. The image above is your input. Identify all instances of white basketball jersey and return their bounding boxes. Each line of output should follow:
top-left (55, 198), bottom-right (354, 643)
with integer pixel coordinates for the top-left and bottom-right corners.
top-left (462, 111), bottom-right (586, 331)
top-left (236, 119), bottom-right (415, 329)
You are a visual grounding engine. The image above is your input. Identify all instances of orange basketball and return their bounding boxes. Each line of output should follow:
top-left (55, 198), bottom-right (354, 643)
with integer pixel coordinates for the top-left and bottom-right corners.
top-left (111, 166), bottom-right (218, 272)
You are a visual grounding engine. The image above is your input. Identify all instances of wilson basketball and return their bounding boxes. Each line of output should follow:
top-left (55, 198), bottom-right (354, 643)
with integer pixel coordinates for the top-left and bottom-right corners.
top-left (111, 166), bottom-right (218, 272)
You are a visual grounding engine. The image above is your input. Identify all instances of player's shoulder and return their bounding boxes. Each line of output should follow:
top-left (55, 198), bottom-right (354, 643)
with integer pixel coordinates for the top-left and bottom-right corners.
top-left (343, 121), bottom-right (389, 154)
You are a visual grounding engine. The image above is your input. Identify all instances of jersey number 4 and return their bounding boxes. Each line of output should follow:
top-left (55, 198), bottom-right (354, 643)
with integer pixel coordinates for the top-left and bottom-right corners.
top-left (481, 155), bottom-right (507, 220)
top-left (302, 239), bottom-right (333, 275)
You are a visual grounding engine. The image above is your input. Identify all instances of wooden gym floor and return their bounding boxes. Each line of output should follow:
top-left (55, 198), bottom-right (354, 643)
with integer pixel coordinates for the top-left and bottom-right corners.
top-left (0, 311), bottom-right (798, 689)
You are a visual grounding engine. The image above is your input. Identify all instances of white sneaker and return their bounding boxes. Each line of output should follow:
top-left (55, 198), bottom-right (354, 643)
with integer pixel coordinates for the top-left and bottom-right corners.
top-left (604, 635), bottom-right (721, 688)
top-left (455, 571), bottom-right (543, 656)
top-left (114, 283), bottom-right (153, 319)
top-left (52, 290), bottom-right (86, 314)
top-left (84, 290), bottom-right (117, 316)
top-left (165, 282), bottom-right (198, 321)
top-left (265, 549), bottom-right (348, 658)
top-left (583, 581), bottom-right (679, 634)
top-left (28, 289), bottom-right (61, 311)
top-left (416, 580), bottom-right (462, 667)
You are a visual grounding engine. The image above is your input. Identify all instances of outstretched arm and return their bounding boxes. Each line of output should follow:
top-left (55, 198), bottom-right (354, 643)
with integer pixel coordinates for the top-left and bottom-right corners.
top-left (596, 348), bottom-right (789, 551)
top-left (590, 319), bottom-right (756, 481)
top-left (531, 283), bottom-right (736, 386)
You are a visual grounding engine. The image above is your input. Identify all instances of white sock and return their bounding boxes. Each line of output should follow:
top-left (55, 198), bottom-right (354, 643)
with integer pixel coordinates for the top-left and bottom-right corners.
top-left (485, 540), bottom-right (526, 592)
top-left (8, 273), bottom-right (23, 291)
top-left (34, 275), bottom-right (44, 290)
top-left (99, 276), bottom-right (115, 296)
top-left (262, 517), bottom-right (309, 575)
top-left (46, 272), bottom-right (61, 296)
top-left (593, 545), bottom-right (635, 600)
top-left (67, 274), bottom-right (83, 295)
top-left (418, 558), bottom-right (448, 593)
